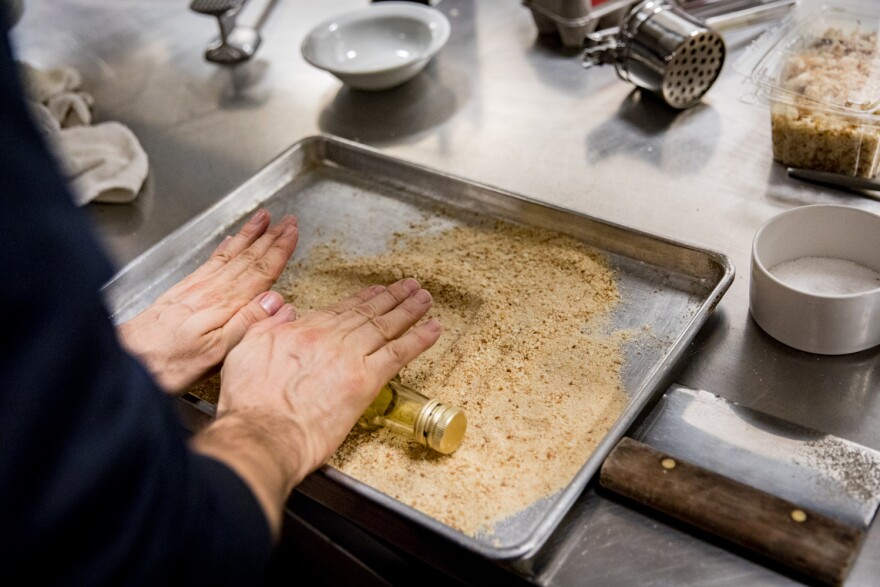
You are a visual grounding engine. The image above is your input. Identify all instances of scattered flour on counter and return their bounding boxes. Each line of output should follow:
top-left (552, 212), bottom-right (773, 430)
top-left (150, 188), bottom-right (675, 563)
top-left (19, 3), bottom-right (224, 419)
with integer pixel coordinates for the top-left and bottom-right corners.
top-left (769, 256), bottom-right (880, 295)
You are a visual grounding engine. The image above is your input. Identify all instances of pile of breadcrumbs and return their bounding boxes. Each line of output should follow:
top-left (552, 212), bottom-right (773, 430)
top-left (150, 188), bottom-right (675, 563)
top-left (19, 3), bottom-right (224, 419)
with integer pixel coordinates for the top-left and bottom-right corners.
top-left (192, 216), bottom-right (630, 537)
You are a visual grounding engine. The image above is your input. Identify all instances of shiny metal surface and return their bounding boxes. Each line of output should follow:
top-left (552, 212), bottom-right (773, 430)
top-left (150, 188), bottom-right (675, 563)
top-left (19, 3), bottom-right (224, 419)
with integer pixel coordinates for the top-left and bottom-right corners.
top-left (582, 0), bottom-right (796, 108)
top-left (189, 0), bottom-right (262, 65)
top-left (102, 134), bottom-right (733, 560)
top-left (616, 0), bottom-right (724, 108)
top-left (635, 385), bottom-right (880, 530)
top-left (523, 0), bottom-right (637, 47)
top-left (12, 0), bottom-right (880, 584)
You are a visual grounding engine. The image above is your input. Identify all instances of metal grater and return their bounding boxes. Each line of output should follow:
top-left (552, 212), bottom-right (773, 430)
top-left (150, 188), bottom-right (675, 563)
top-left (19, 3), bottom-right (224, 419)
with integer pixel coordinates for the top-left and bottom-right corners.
top-left (661, 31), bottom-right (726, 108)
top-left (583, 0), bottom-right (725, 108)
top-left (583, 0), bottom-right (796, 109)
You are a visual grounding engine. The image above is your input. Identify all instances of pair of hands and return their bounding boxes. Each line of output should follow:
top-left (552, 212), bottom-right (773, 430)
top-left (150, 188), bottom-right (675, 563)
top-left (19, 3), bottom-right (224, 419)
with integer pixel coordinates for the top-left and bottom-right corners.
top-left (118, 210), bottom-right (441, 538)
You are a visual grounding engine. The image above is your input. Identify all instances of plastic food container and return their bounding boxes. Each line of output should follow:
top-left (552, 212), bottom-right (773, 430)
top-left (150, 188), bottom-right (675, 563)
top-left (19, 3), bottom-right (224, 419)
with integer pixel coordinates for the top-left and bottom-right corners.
top-left (738, 5), bottom-right (880, 178)
top-left (750, 205), bottom-right (880, 355)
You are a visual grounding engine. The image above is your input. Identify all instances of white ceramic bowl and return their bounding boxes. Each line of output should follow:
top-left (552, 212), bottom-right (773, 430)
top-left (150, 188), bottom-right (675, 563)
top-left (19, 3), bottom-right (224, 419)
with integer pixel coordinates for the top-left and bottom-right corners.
top-left (301, 2), bottom-right (450, 91)
top-left (750, 204), bottom-right (880, 355)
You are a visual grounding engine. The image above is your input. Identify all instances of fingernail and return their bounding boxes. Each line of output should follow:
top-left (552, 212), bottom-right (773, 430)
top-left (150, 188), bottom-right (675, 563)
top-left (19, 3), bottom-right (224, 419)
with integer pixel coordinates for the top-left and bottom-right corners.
top-left (424, 319), bottom-right (442, 333)
top-left (282, 223), bottom-right (297, 237)
top-left (398, 278), bottom-right (420, 292)
top-left (411, 289), bottom-right (432, 303)
top-left (217, 235), bottom-right (232, 250)
top-left (284, 214), bottom-right (298, 226)
top-left (249, 209), bottom-right (268, 224)
top-left (260, 291), bottom-right (284, 315)
top-left (282, 303), bottom-right (298, 321)
top-left (369, 285), bottom-right (386, 295)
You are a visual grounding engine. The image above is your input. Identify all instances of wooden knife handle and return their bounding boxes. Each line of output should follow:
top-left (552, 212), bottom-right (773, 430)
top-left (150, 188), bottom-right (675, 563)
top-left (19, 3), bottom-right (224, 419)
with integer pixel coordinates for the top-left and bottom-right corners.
top-left (599, 437), bottom-right (864, 586)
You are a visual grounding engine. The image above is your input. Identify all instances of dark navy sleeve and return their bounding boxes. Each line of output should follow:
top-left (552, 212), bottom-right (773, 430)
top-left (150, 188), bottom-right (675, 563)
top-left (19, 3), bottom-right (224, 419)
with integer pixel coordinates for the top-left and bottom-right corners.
top-left (0, 31), bottom-right (273, 585)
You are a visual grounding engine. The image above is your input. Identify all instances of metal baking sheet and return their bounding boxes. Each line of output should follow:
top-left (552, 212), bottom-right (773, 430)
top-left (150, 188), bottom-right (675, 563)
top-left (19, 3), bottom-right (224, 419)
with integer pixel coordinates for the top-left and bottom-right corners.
top-left (102, 134), bottom-right (734, 561)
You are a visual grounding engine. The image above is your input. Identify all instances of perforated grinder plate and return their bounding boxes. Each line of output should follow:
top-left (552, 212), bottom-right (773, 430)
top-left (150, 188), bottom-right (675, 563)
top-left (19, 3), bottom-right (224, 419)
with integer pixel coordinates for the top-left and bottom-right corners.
top-left (662, 31), bottom-right (725, 109)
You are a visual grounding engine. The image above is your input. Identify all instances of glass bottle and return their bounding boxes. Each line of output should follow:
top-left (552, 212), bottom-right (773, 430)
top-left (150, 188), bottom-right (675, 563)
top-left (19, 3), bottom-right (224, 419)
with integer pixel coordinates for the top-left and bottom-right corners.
top-left (357, 376), bottom-right (467, 454)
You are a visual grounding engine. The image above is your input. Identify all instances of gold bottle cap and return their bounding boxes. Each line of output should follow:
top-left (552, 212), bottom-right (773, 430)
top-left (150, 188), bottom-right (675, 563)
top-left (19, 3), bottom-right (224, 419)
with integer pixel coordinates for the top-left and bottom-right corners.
top-left (415, 400), bottom-right (467, 455)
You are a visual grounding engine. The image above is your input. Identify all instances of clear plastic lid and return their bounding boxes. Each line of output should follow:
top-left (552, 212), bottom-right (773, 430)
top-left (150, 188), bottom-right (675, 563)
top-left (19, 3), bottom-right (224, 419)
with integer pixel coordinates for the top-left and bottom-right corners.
top-left (738, 5), bottom-right (880, 115)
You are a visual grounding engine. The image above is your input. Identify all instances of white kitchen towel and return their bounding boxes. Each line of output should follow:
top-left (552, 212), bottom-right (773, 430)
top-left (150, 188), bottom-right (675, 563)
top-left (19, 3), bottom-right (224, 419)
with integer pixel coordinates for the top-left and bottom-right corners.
top-left (56, 122), bottom-right (149, 206)
top-left (19, 61), bottom-right (149, 205)
top-left (46, 90), bottom-right (94, 128)
top-left (19, 61), bottom-right (92, 127)
top-left (19, 62), bottom-right (81, 104)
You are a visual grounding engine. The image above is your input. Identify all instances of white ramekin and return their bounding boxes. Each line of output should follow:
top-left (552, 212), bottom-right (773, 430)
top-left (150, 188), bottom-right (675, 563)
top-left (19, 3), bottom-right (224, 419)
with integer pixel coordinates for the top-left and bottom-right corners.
top-left (750, 204), bottom-right (880, 355)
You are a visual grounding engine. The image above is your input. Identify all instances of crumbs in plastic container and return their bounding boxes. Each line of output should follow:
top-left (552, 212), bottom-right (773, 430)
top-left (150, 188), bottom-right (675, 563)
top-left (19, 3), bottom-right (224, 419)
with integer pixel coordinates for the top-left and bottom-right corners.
top-left (737, 6), bottom-right (880, 178)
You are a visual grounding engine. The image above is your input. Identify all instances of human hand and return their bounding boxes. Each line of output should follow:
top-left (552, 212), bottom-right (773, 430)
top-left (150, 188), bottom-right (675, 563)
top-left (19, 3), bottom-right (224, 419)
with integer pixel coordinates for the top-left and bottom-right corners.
top-left (191, 278), bottom-right (441, 536)
top-left (117, 210), bottom-right (299, 394)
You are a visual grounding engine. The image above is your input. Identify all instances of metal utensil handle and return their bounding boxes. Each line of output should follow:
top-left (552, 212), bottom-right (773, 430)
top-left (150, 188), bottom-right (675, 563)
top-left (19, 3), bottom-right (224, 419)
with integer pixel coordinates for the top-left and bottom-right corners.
top-left (704, 0), bottom-right (796, 32)
top-left (583, 37), bottom-right (622, 69)
top-left (585, 0), bottom-right (796, 41)
top-left (788, 167), bottom-right (880, 192)
top-left (600, 438), bottom-right (865, 587)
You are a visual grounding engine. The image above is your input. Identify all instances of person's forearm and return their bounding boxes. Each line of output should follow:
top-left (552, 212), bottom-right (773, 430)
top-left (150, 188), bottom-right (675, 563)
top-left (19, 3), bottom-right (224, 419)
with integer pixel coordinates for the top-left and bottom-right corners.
top-left (190, 410), bottom-right (314, 540)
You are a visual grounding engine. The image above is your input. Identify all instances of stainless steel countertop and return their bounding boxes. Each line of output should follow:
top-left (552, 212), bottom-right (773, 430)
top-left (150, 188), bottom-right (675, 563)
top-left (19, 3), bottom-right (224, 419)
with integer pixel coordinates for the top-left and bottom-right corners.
top-left (13, 0), bottom-right (880, 584)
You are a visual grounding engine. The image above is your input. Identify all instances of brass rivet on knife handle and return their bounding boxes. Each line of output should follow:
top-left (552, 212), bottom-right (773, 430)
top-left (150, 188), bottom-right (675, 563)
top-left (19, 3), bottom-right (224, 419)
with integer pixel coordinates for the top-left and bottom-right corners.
top-left (600, 437), bottom-right (865, 587)
top-left (791, 509), bottom-right (808, 523)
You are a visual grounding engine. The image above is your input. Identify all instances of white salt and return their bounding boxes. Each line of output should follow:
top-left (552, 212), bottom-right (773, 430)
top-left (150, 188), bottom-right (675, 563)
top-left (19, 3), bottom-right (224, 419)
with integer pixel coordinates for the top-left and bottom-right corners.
top-left (769, 256), bottom-right (880, 295)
